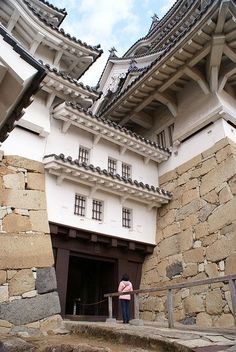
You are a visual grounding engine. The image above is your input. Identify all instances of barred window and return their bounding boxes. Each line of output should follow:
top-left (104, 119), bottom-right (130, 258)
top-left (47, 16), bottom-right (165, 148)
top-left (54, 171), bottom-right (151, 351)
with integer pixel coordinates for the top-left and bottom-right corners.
top-left (74, 194), bottom-right (86, 216)
top-left (122, 207), bottom-right (132, 228)
top-left (157, 130), bottom-right (166, 148)
top-left (168, 123), bottom-right (174, 147)
top-left (78, 146), bottom-right (89, 164)
top-left (92, 199), bottom-right (103, 221)
top-left (108, 158), bottom-right (117, 174)
top-left (122, 163), bottom-right (131, 179)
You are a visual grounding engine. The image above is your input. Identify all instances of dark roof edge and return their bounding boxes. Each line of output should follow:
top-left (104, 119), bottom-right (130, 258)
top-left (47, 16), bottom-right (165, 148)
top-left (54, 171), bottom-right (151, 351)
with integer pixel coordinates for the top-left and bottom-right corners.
top-left (44, 153), bottom-right (172, 198)
top-left (38, 0), bottom-right (67, 15)
top-left (0, 25), bottom-right (46, 142)
top-left (23, 0), bottom-right (103, 54)
top-left (63, 101), bottom-right (171, 154)
top-left (43, 62), bottom-right (101, 96)
top-left (100, 0), bottom-right (217, 116)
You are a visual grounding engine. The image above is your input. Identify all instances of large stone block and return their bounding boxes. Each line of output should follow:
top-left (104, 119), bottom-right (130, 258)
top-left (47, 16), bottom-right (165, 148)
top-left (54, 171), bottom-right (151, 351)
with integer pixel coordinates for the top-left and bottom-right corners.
top-left (29, 210), bottom-right (49, 233)
top-left (184, 295), bottom-right (204, 314)
top-left (177, 229), bottom-right (193, 252)
top-left (176, 155), bottom-right (202, 175)
top-left (9, 269), bottom-right (35, 296)
top-left (5, 156), bottom-right (44, 173)
top-left (27, 173), bottom-right (45, 191)
top-left (0, 234), bottom-right (54, 269)
top-left (183, 248), bottom-right (204, 263)
top-left (206, 289), bottom-right (223, 315)
top-left (206, 233), bottom-right (236, 262)
top-left (0, 190), bottom-right (46, 210)
top-left (0, 337), bottom-right (35, 351)
top-left (166, 262), bottom-right (183, 279)
top-left (196, 312), bottom-right (212, 328)
top-left (162, 222), bottom-right (180, 239)
top-left (205, 263), bottom-right (218, 278)
top-left (194, 222), bottom-right (209, 240)
top-left (182, 188), bottom-right (199, 206)
top-left (159, 170), bottom-right (177, 185)
top-left (0, 286), bottom-right (8, 303)
top-left (0, 271), bottom-right (6, 285)
top-left (225, 253), bottom-right (236, 275)
top-left (2, 213), bottom-right (31, 233)
top-left (183, 264), bottom-right (198, 278)
top-left (158, 236), bottom-right (179, 259)
top-left (200, 155), bottom-right (236, 196)
top-left (36, 267), bottom-right (57, 294)
top-left (192, 157), bottom-right (217, 178)
top-left (180, 214), bottom-right (198, 231)
top-left (214, 313), bottom-right (235, 328)
top-left (208, 197), bottom-right (236, 233)
top-left (198, 203), bottom-right (217, 222)
top-left (176, 199), bottom-right (205, 221)
top-left (0, 292), bottom-right (61, 325)
top-left (3, 173), bottom-right (25, 190)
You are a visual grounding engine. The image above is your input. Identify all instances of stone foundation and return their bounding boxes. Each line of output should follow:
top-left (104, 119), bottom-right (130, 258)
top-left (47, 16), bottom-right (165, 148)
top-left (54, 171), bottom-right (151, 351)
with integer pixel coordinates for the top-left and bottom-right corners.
top-left (0, 154), bottom-right (61, 328)
top-left (140, 137), bottom-right (236, 328)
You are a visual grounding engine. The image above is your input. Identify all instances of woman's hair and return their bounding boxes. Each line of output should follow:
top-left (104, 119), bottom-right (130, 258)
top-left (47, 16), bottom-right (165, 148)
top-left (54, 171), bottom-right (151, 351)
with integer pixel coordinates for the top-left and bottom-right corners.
top-left (122, 273), bottom-right (129, 281)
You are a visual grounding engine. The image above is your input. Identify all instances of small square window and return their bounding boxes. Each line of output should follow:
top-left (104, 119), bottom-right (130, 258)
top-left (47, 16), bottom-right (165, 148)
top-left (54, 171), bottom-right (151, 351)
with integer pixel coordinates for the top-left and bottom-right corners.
top-left (157, 130), bottom-right (166, 148)
top-left (78, 146), bottom-right (89, 164)
top-left (122, 163), bottom-right (131, 179)
top-left (122, 207), bottom-right (132, 228)
top-left (74, 194), bottom-right (86, 216)
top-left (108, 158), bottom-right (117, 174)
top-left (92, 199), bottom-right (103, 221)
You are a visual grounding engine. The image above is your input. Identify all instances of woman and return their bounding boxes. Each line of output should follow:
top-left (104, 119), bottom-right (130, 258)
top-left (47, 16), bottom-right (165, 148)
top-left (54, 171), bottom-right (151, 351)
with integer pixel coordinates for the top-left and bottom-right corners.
top-left (118, 274), bottom-right (133, 324)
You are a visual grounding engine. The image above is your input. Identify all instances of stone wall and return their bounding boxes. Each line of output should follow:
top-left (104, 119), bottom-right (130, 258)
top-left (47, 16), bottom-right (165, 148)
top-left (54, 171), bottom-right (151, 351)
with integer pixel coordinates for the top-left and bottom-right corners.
top-left (0, 153), bottom-right (61, 330)
top-left (140, 137), bottom-right (236, 328)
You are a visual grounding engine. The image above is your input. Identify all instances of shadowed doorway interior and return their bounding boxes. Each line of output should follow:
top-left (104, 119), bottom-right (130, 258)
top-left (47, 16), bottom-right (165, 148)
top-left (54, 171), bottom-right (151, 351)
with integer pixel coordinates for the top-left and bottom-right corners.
top-left (66, 255), bottom-right (116, 319)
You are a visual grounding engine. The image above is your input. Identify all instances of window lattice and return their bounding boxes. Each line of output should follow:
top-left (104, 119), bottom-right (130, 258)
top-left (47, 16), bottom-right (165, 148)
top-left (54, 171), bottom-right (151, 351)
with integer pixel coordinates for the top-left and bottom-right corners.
top-left (78, 147), bottom-right (89, 163)
top-left (74, 194), bottom-right (86, 216)
top-left (122, 163), bottom-right (131, 178)
top-left (122, 207), bottom-right (132, 228)
top-left (108, 158), bottom-right (117, 174)
top-left (92, 199), bottom-right (103, 221)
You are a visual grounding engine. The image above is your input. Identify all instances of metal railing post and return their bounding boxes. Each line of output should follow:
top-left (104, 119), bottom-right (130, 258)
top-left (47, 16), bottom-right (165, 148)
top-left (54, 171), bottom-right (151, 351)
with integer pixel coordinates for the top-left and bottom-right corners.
top-left (167, 289), bottom-right (174, 328)
top-left (134, 293), bottom-right (140, 320)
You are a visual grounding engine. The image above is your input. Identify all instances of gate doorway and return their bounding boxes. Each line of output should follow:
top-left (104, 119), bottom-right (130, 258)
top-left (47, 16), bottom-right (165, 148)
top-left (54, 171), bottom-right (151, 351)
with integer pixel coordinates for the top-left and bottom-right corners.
top-left (65, 255), bottom-right (116, 318)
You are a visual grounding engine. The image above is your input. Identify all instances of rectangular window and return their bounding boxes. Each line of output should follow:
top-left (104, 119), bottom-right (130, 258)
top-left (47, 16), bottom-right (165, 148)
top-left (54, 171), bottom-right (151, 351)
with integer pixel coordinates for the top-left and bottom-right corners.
top-left (108, 158), bottom-right (117, 174)
top-left (78, 146), bottom-right (89, 164)
top-left (122, 163), bottom-right (131, 179)
top-left (74, 194), bottom-right (86, 216)
top-left (122, 207), bottom-right (132, 228)
top-left (157, 130), bottom-right (166, 148)
top-left (92, 199), bottom-right (103, 221)
top-left (168, 123), bottom-right (174, 147)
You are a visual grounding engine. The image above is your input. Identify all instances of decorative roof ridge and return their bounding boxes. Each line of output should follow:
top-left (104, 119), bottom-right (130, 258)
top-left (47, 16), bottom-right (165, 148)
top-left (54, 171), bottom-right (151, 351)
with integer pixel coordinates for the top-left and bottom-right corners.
top-left (37, 0), bottom-right (67, 15)
top-left (43, 153), bottom-right (172, 198)
top-left (62, 101), bottom-right (171, 154)
top-left (23, 0), bottom-right (103, 54)
top-left (123, 0), bottom-right (189, 57)
top-left (99, 0), bottom-right (216, 116)
top-left (42, 62), bottom-right (101, 95)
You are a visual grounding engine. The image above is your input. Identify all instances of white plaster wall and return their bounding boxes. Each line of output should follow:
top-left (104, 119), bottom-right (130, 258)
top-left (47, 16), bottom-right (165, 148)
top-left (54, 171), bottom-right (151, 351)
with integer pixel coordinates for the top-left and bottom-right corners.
top-left (46, 118), bottom-right (159, 185)
top-left (2, 126), bottom-right (46, 161)
top-left (46, 174), bottom-right (156, 244)
top-left (18, 91), bottom-right (51, 136)
top-left (159, 119), bottom-right (236, 176)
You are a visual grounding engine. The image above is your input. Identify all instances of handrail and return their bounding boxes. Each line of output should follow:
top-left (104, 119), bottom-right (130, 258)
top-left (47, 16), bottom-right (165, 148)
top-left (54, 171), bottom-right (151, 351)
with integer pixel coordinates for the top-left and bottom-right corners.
top-left (104, 274), bottom-right (236, 328)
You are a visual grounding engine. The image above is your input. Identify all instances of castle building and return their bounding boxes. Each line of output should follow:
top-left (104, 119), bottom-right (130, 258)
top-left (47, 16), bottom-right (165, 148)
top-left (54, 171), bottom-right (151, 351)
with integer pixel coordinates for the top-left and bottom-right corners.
top-left (0, 0), bottom-right (236, 329)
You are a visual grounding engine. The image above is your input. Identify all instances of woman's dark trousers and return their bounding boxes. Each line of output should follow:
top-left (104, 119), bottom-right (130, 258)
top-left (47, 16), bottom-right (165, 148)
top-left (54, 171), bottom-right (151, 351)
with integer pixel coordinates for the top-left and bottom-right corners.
top-left (120, 299), bottom-right (130, 323)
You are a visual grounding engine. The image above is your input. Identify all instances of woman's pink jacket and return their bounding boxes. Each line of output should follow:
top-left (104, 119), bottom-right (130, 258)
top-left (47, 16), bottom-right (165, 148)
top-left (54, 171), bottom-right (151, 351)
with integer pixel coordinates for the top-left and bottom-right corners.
top-left (118, 280), bottom-right (133, 300)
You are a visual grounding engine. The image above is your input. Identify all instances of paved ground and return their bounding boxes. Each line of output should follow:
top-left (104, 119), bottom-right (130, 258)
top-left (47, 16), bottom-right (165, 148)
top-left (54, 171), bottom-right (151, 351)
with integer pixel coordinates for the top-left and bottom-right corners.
top-left (64, 320), bottom-right (236, 352)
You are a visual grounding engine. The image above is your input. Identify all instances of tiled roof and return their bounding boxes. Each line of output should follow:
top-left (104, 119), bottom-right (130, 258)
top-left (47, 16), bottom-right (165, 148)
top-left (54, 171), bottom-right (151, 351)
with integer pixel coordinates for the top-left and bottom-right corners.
top-left (23, 0), bottom-right (102, 54)
top-left (43, 63), bottom-right (101, 96)
top-left (37, 0), bottom-right (67, 14)
top-left (99, 0), bottom-right (216, 116)
top-left (63, 101), bottom-right (171, 154)
top-left (123, 0), bottom-right (191, 57)
top-left (43, 153), bottom-right (172, 199)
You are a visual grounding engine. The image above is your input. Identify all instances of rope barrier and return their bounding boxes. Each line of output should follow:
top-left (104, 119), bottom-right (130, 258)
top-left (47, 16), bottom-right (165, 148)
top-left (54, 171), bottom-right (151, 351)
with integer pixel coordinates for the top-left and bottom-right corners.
top-left (74, 298), bottom-right (107, 307)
